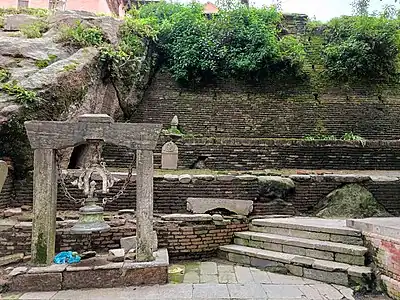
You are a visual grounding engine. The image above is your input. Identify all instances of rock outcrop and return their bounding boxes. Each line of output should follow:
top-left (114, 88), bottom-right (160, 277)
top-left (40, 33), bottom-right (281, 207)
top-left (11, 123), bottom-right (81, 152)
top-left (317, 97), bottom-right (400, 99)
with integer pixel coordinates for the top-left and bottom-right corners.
top-left (0, 10), bottom-right (156, 178)
top-left (315, 184), bottom-right (391, 218)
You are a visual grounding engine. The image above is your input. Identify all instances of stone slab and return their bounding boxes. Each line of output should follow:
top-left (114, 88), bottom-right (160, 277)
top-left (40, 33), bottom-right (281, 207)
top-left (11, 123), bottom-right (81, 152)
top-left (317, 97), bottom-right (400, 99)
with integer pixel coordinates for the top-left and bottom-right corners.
top-left (28, 264), bottom-right (67, 274)
top-left (262, 284), bottom-right (304, 298)
top-left (0, 253), bottom-right (24, 267)
top-left (161, 213), bottom-right (212, 222)
top-left (0, 160), bottom-right (8, 193)
top-left (187, 197), bottom-right (253, 215)
top-left (252, 217), bottom-right (361, 236)
top-left (227, 283), bottom-right (267, 298)
top-left (192, 283), bottom-right (230, 298)
top-left (63, 269), bottom-right (123, 289)
top-left (346, 217), bottom-right (400, 240)
top-left (20, 291), bottom-right (57, 300)
top-left (303, 268), bottom-right (348, 286)
top-left (4, 14), bottom-right (39, 31)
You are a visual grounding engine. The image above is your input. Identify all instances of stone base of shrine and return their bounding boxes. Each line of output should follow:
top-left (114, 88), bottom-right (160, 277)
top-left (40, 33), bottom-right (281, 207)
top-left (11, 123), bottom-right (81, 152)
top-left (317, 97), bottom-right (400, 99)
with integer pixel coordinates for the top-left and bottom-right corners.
top-left (6, 249), bottom-right (169, 292)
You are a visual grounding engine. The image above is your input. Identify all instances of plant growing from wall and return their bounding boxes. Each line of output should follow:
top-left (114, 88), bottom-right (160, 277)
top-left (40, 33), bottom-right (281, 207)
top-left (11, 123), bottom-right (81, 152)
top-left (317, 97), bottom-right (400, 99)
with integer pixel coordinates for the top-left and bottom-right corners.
top-left (34, 54), bottom-right (58, 69)
top-left (136, 1), bottom-right (306, 84)
top-left (1, 81), bottom-right (37, 105)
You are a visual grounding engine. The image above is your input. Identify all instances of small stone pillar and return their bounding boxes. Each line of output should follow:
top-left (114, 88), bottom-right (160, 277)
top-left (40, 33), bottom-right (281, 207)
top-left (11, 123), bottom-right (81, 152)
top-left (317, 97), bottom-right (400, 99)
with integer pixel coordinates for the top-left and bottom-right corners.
top-left (136, 149), bottom-right (155, 261)
top-left (31, 149), bottom-right (57, 265)
top-left (0, 160), bottom-right (8, 193)
top-left (161, 141), bottom-right (178, 169)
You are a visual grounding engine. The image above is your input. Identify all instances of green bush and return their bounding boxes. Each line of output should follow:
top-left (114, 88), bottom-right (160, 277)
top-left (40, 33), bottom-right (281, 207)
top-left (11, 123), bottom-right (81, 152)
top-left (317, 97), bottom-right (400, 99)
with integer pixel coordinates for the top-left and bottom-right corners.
top-left (20, 20), bottom-right (49, 38)
top-left (59, 21), bottom-right (105, 47)
top-left (133, 1), bottom-right (306, 84)
top-left (321, 16), bottom-right (400, 82)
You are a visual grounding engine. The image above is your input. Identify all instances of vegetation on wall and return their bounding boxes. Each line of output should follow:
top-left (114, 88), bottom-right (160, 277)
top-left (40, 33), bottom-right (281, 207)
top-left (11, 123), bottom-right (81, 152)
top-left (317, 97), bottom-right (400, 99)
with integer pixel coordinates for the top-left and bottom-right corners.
top-left (136, 2), bottom-right (305, 84)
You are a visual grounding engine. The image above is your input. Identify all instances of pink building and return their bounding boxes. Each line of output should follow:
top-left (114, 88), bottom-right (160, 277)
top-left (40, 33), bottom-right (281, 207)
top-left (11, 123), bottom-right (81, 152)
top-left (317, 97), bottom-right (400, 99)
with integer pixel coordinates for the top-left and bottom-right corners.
top-left (0, 0), bottom-right (115, 15)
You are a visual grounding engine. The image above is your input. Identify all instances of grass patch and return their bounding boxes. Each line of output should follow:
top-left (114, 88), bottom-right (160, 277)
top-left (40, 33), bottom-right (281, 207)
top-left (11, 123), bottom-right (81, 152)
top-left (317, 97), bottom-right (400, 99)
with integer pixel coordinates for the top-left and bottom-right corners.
top-left (1, 81), bottom-right (37, 104)
top-left (62, 62), bottom-right (78, 72)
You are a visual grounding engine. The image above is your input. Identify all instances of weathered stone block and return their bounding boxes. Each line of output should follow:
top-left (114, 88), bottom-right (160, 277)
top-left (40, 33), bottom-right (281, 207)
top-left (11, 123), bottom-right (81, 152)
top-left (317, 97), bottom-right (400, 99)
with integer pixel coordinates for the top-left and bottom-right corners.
top-left (122, 266), bottom-right (168, 285)
top-left (0, 253), bottom-right (24, 267)
top-left (161, 141), bottom-right (178, 170)
top-left (10, 273), bottom-right (62, 291)
top-left (63, 269), bottom-right (122, 289)
top-left (335, 253), bottom-right (365, 266)
top-left (286, 264), bottom-right (303, 276)
top-left (303, 268), bottom-right (348, 286)
top-left (283, 245), bottom-right (306, 256)
top-left (305, 249), bottom-right (334, 261)
top-left (228, 253), bottom-right (250, 265)
top-left (0, 160), bottom-right (8, 193)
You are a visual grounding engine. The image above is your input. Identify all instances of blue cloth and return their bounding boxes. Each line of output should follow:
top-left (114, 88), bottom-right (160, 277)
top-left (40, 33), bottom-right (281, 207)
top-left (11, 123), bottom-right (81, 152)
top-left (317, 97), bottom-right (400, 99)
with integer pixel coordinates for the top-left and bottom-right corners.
top-left (53, 251), bottom-right (81, 264)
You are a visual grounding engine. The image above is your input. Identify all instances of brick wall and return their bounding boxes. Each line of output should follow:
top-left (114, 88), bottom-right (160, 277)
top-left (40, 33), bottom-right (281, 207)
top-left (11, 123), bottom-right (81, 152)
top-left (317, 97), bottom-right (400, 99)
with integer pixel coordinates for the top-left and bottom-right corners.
top-left (0, 218), bottom-right (248, 259)
top-left (364, 232), bottom-right (400, 298)
top-left (0, 174), bottom-right (14, 209)
top-left (8, 174), bottom-right (400, 216)
top-left (134, 71), bottom-right (400, 139)
top-left (104, 139), bottom-right (400, 170)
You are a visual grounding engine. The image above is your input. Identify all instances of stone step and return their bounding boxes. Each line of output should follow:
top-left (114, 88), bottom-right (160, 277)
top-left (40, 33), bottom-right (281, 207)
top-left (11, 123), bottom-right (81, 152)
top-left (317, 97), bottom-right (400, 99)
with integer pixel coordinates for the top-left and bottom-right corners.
top-left (219, 244), bottom-right (372, 287)
top-left (234, 231), bottom-right (367, 265)
top-left (250, 217), bottom-right (363, 245)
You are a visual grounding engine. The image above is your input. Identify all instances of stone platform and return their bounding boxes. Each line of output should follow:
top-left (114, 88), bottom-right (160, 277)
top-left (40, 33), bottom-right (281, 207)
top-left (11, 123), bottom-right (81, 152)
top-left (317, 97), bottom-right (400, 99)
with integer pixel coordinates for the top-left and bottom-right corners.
top-left (6, 249), bottom-right (169, 292)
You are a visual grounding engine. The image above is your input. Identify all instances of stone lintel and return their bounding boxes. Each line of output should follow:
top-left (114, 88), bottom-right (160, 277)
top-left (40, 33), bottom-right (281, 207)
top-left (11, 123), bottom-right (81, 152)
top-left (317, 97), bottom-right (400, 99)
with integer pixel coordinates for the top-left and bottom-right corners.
top-left (25, 119), bottom-right (162, 150)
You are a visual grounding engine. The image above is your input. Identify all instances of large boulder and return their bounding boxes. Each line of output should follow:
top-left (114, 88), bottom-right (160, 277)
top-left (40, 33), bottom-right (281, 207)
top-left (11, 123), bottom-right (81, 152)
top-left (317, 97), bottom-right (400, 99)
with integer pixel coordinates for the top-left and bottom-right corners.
top-left (258, 176), bottom-right (295, 199)
top-left (316, 184), bottom-right (390, 218)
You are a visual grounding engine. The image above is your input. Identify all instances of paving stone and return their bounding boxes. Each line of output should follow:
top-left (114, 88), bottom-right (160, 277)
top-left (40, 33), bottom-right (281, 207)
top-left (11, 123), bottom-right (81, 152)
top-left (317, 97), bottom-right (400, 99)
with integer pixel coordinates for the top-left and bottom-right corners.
top-left (250, 268), bottom-right (271, 284)
top-left (183, 271), bottom-right (199, 284)
top-left (268, 272), bottom-right (306, 285)
top-left (154, 284), bottom-right (193, 299)
top-left (200, 274), bottom-right (218, 283)
top-left (20, 291), bottom-right (57, 299)
top-left (332, 285), bottom-right (355, 300)
top-left (234, 266), bottom-right (253, 283)
top-left (227, 283), bottom-right (267, 298)
top-left (262, 284), bottom-right (305, 298)
top-left (217, 264), bottom-right (234, 273)
top-left (192, 283), bottom-right (230, 298)
top-left (303, 268), bottom-right (348, 286)
top-left (298, 285), bottom-right (326, 300)
top-left (200, 262), bottom-right (218, 275)
top-left (311, 283), bottom-right (345, 300)
top-left (218, 272), bottom-right (237, 283)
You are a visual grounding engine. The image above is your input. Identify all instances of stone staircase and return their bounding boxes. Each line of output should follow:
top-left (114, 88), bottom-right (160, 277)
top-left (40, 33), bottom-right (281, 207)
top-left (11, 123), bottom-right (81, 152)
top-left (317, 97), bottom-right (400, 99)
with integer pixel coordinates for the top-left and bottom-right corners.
top-left (219, 217), bottom-right (373, 287)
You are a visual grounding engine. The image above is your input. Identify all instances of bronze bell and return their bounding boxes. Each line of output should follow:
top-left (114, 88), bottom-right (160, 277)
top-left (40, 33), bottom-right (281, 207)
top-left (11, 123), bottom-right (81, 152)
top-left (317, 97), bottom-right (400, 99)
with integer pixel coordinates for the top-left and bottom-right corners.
top-left (70, 196), bottom-right (110, 234)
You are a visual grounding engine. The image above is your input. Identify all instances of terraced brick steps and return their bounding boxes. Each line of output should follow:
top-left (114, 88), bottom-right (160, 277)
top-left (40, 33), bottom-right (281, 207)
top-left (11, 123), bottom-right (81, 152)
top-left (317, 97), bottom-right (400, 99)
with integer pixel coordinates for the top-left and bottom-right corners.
top-left (234, 231), bottom-right (367, 265)
top-left (219, 218), bottom-right (373, 288)
top-left (251, 218), bottom-right (363, 245)
top-left (219, 244), bottom-right (372, 287)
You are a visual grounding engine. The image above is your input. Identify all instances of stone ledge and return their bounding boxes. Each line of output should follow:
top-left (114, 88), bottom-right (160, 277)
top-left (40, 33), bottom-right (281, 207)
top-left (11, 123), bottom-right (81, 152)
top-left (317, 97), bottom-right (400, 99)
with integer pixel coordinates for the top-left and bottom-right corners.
top-left (7, 249), bottom-right (169, 292)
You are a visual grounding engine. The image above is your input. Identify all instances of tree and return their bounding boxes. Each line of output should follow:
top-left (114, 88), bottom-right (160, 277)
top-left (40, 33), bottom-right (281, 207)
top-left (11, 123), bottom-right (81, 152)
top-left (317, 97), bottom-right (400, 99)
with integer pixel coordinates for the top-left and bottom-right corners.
top-left (106, 0), bottom-right (122, 16)
top-left (352, 0), bottom-right (399, 16)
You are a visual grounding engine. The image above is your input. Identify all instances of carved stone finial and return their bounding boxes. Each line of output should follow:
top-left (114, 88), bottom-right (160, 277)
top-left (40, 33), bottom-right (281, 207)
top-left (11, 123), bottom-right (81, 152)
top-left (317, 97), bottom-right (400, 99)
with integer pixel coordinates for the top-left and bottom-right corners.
top-left (171, 115), bottom-right (179, 127)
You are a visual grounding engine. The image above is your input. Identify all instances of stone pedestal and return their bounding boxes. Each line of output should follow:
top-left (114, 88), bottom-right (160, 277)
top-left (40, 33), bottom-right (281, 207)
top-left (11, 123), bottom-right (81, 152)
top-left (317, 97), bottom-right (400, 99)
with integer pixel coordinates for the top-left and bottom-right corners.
top-left (136, 149), bottom-right (155, 261)
top-left (31, 149), bottom-right (57, 265)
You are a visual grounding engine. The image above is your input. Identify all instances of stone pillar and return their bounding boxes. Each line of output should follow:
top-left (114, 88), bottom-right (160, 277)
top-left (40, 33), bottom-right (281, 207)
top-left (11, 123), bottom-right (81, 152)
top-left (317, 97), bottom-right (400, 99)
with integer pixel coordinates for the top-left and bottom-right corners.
top-left (31, 149), bottom-right (57, 265)
top-left (136, 149), bottom-right (155, 261)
